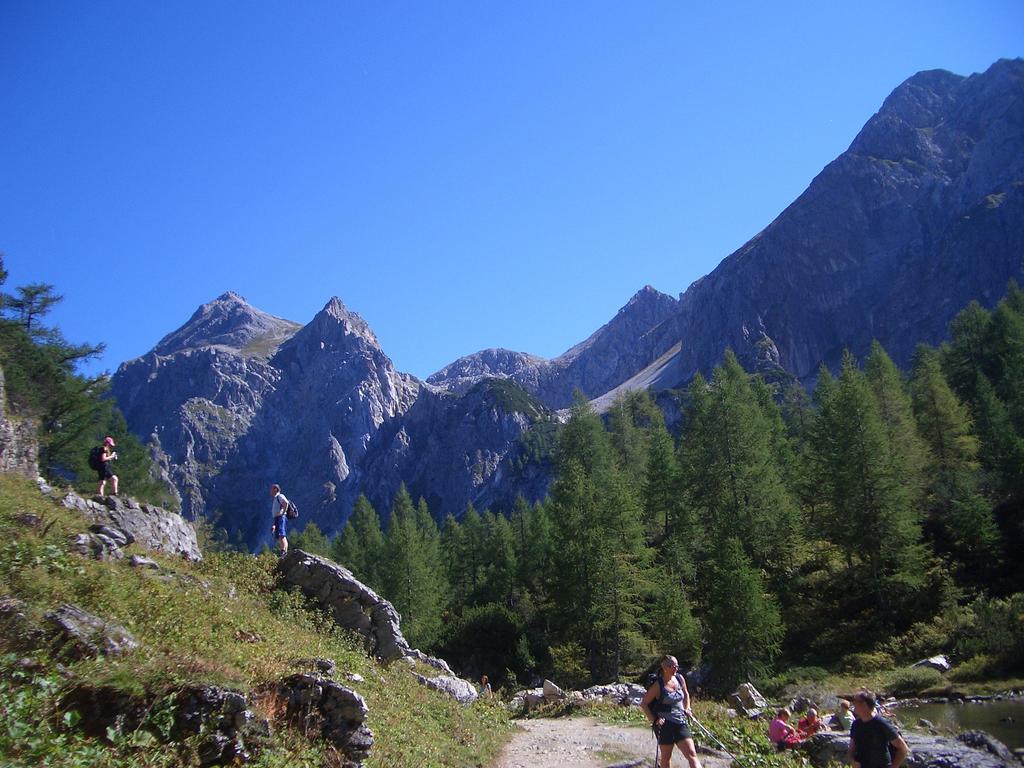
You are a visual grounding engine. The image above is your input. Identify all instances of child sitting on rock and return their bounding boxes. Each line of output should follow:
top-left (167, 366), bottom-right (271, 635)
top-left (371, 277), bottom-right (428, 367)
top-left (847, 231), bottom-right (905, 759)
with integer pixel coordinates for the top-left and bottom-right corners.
top-left (768, 708), bottom-right (802, 750)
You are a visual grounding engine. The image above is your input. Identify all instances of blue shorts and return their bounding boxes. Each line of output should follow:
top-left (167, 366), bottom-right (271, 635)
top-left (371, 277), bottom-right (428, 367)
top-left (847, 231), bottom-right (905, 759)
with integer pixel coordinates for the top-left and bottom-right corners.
top-left (657, 719), bottom-right (693, 745)
top-left (273, 515), bottom-right (287, 538)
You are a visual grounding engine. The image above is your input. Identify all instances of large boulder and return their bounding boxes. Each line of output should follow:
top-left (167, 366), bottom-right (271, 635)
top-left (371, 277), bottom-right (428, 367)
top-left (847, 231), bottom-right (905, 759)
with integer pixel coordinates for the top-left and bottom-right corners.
top-left (582, 682), bottom-right (647, 706)
top-left (912, 655), bottom-right (952, 673)
top-left (276, 551), bottom-right (411, 661)
top-left (60, 491), bottom-right (201, 561)
top-left (800, 729), bottom-right (1014, 767)
top-left (411, 673), bottom-right (478, 705)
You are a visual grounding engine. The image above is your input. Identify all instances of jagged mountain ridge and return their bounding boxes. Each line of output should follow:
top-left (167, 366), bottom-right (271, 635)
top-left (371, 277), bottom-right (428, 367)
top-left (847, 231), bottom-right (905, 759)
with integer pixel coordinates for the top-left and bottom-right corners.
top-left (112, 59), bottom-right (1024, 546)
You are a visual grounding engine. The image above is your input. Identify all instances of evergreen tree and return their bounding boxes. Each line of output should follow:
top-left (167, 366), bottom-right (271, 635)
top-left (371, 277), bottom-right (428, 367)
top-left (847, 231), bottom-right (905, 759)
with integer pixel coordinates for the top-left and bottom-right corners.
top-left (331, 494), bottom-right (385, 591)
top-left (942, 300), bottom-right (992, 403)
top-left (547, 391), bottom-right (653, 681)
top-left (810, 351), bottom-right (928, 635)
top-left (703, 537), bottom-right (782, 693)
top-left (865, 341), bottom-right (929, 510)
top-left (910, 345), bottom-right (1001, 586)
top-left (677, 351), bottom-right (801, 593)
top-left (480, 511), bottom-right (517, 606)
top-left (381, 485), bottom-right (446, 648)
top-left (290, 521), bottom-right (330, 557)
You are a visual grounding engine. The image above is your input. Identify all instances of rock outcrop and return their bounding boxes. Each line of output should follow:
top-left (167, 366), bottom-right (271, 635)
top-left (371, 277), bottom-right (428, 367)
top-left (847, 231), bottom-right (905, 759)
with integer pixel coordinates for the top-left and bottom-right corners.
top-left (0, 365), bottom-right (39, 478)
top-left (44, 603), bottom-right (140, 659)
top-left (278, 674), bottom-right (373, 766)
top-left (275, 550), bottom-right (477, 704)
top-left (60, 491), bottom-right (202, 562)
top-left (801, 729), bottom-right (1015, 768)
top-left (276, 550), bottom-right (411, 661)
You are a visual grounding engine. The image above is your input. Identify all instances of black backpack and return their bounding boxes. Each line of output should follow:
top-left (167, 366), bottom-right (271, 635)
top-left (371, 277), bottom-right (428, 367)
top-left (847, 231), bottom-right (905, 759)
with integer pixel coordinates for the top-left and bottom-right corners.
top-left (88, 446), bottom-right (104, 471)
top-left (286, 499), bottom-right (299, 519)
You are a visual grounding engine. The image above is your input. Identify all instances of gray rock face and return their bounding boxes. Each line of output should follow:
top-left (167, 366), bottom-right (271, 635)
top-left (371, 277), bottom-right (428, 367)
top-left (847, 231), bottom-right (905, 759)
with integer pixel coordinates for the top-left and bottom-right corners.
top-left (275, 550), bottom-right (412, 661)
top-left (0, 365), bottom-right (39, 478)
top-left (278, 674), bottom-right (373, 765)
top-left (801, 729), bottom-right (1015, 767)
top-left (428, 285), bottom-right (682, 408)
top-left (642, 59), bottom-right (1024, 387)
top-left (44, 603), bottom-right (140, 659)
top-left (60, 491), bottom-right (202, 561)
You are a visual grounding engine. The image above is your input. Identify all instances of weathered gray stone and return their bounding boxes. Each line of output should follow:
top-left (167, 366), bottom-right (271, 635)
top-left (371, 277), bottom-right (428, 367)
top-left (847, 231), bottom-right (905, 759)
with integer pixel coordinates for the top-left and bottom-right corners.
top-left (278, 674), bottom-right (372, 765)
top-left (801, 729), bottom-right (1015, 767)
top-left (581, 682), bottom-right (647, 705)
top-left (0, 365), bottom-right (40, 479)
top-left (129, 554), bottom-right (160, 569)
top-left (912, 655), bottom-right (952, 673)
top-left (44, 604), bottom-right (139, 659)
top-left (90, 524), bottom-right (129, 547)
top-left (71, 532), bottom-right (124, 561)
top-left (543, 678), bottom-right (566, 701)
top-left (60, 491), bottom-right (202, 561)
top-left (276, 550), bottom-right (411, 661)
top-left (412, 673), bottom-right (478, 705)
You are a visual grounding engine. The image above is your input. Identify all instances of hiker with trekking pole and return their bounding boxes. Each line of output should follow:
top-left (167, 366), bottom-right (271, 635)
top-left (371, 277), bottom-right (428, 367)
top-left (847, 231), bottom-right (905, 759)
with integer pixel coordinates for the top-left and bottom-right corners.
top-left (641, 655), bottom-right (703, 768)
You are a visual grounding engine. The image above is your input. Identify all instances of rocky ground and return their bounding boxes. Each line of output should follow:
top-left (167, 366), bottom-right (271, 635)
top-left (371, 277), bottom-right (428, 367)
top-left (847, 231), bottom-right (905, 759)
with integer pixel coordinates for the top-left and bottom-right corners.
top-left (492, 716), bottom-right (733, 768)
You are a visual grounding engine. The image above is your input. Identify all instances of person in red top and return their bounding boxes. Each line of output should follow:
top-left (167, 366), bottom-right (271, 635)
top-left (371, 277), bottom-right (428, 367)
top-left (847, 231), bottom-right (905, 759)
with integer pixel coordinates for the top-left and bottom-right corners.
top-left (798, 708), bottom-right (824, 737)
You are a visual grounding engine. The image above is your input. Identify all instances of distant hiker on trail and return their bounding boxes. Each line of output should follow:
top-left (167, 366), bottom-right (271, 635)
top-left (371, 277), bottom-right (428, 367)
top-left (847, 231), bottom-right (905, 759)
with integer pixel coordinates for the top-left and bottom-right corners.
top-left (848, 689), bottom-right (909, 768)
top-left (270, 483), bottom-right (289, 556)
top-left (641, 654), bottom-right (703, 768)
top-left (768, 707), bottom-right (802, 749)
top-left (95, 436), bottom-right (119, 496)
top-left (479, 675), bottom-right (493, 699)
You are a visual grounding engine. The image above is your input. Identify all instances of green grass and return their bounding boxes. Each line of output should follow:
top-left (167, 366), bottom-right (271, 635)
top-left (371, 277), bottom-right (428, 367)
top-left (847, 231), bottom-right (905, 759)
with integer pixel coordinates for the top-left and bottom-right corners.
top-left (0, 474), bottom-right (511, 767)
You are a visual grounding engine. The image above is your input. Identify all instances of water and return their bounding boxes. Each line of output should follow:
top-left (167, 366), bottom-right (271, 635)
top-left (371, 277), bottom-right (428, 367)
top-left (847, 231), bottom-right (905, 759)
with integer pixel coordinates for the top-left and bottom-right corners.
top-left (891, 699), bottom-right (1024, 750)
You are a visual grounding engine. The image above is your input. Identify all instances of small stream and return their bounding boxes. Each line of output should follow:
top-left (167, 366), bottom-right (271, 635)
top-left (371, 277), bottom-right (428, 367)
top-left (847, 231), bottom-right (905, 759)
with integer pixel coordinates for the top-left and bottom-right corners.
top-left (891, 698), bottom-right (1024, 750)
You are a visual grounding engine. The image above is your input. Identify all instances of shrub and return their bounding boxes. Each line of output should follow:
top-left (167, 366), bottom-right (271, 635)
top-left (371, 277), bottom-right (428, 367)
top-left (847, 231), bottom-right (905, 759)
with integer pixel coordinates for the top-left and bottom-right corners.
top-left (841, 651), bottom-right (895, 674)
top-left (948, 654), bottom-right (1005, 683)
top-left (547, 642), bottom-right (590, 691)
top-left (885, 666), bottom-right (944, 696)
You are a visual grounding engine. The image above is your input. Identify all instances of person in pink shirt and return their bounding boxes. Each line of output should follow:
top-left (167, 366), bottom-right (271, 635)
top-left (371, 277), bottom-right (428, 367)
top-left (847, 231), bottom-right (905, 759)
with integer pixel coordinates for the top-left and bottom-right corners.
top-left (798, 708), bottom-right (824, 737)
top-left (768, 708), bottom-right (802, 750)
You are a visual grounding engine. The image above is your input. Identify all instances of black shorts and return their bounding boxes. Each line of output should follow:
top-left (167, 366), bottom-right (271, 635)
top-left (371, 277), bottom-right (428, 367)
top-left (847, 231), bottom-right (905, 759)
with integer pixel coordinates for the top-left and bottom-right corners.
top-left (657, 719), bottom-right (692, 745)
top-left (97, 462), bottom-right (114, 480)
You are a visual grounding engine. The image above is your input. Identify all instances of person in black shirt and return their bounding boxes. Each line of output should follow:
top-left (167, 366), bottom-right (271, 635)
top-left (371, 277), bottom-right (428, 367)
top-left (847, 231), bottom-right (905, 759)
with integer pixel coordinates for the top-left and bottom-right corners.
top-left (847, 689), bottom-right (909, 768)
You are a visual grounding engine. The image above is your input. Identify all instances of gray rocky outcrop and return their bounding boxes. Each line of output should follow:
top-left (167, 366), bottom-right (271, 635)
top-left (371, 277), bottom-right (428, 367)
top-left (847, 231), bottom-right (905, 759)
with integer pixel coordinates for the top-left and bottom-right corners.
top-left (276, 551), bottom-right (477, 704)
top-left (276, 550), bottom-right (411, 661)
top-left (410, 673), bottom-right (478, 705)
top-left (60, 491), bottom-right (201, 561)
top-left (278, 674), bottom-right (373, 766)
top-left (581, 682), bottom-right (647, 706)
top-left (801, 729), bottom-right (1015, 767)
top-left (44, 603), bottom-right (140, 659)
top-left (0, 365), bottom-right (39, 478)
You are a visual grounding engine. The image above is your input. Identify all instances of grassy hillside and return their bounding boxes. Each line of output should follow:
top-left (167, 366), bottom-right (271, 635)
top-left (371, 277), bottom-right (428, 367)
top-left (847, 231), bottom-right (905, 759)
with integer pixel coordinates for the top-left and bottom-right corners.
top-left (0, 474), bottom-right (510, 767)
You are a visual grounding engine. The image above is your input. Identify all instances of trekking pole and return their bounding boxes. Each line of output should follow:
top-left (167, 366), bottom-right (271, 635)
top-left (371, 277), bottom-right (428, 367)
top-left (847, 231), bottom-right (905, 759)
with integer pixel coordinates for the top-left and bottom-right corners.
top-left (688, 714), bottom-right (740, 764)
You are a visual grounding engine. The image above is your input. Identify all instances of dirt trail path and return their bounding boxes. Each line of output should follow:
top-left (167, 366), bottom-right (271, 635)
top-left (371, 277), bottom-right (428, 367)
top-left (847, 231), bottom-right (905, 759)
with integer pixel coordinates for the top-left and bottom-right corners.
top-left (491, 716), bottom-right (734, 768)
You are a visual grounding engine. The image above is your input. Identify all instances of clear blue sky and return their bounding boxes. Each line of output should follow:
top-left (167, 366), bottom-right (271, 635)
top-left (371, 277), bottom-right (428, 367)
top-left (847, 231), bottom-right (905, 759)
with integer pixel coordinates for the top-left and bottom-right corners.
top-left (2, 2), bottom-right (1022, 380)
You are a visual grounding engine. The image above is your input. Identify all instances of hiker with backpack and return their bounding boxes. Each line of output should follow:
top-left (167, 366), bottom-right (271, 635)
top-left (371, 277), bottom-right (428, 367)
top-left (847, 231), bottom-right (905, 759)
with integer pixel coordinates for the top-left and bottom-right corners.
top-left (641, 655), bottom-right (703, 768)
top-left (91, 436), bottom-right (119, 497)
top-left (270, 483), bottom-right (291, 556)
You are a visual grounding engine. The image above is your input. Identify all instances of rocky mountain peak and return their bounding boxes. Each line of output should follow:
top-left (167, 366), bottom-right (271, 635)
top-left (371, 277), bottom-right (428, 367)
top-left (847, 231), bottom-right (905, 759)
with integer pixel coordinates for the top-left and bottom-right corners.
top-left (285, 297), bottom-right (380, 356)
top-left (152, 292), bottom-right (300, 358)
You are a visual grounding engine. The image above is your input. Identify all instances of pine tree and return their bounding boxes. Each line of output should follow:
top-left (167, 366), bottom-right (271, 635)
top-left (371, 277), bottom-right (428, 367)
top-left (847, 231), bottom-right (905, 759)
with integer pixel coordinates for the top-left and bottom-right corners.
top-left (547, 391), bottom-right (653, 681)
top-left (290, 521), bottom-right (330, 556)
top-left (381, 485), bottom-right (446, 648)
top-left (910, 344), bottom-right (1000, 586)
top-left (810, 351), bottom-right (928, 635)
top-left (865, 341), bottom-right (929, 510)
top-left (331, 495), bottom-right (385, 591)
top-left (703, 537), bottom-right (782, 693)
top-left (677, 351), bottom-right (801, 592)
top-left (480, 511), bottom-right (517, 606)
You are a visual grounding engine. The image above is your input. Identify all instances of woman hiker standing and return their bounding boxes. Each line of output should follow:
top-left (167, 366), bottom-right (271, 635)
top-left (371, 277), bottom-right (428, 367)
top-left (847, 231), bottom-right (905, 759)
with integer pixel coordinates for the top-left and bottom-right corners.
top-left (641, 655), bottom-right (703, 768)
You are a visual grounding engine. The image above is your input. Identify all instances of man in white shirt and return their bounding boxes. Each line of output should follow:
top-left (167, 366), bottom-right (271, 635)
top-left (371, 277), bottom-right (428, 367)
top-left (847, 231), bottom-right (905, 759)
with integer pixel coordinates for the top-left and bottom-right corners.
top-left (270, 483), bottom-right (289, 556)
